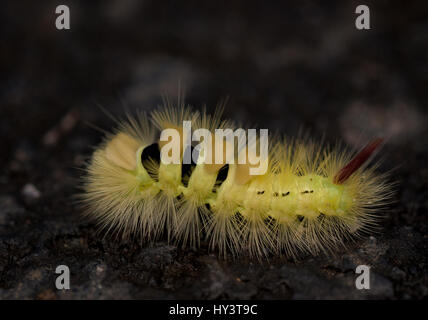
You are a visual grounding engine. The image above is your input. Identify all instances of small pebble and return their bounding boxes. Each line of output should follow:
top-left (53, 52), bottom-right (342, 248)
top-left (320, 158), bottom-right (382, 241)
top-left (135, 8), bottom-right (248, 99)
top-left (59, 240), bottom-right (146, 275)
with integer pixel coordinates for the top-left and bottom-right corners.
top-left (21, 183), bottom-right (41, 200)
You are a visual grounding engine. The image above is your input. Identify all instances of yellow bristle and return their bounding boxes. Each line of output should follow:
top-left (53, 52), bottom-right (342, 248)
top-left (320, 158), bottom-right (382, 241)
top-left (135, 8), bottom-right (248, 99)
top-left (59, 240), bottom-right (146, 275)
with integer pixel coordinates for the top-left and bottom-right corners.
top-left (105, 132), bottom-right (141, 171)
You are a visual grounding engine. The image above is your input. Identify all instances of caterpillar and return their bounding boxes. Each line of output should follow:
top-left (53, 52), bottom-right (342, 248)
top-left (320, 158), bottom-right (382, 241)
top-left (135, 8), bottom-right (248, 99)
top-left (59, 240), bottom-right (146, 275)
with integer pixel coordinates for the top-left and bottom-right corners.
top-left (80, 101), bottom-right (393, 260)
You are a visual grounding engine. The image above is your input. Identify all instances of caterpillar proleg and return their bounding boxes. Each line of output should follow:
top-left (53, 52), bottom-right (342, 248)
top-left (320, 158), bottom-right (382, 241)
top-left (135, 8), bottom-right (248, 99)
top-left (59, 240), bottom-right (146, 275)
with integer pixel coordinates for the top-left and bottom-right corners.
top-left (80, 102), bottom-right (393, 260)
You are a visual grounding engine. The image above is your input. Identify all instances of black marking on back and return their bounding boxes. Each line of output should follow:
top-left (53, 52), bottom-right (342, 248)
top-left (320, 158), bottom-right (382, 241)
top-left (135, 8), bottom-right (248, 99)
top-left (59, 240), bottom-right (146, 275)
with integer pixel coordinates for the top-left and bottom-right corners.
top-left (141, 143), bottom-right (161, 180)
top-left (215, 164), bottom-right (229, 186)
top-left (181, 145), bottom-right (197, 187)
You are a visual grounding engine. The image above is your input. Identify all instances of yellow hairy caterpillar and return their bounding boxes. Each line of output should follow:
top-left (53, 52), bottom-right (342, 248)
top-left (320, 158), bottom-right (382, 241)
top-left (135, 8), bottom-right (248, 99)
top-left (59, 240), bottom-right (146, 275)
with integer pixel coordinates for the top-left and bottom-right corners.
top-left (80, 101), bottom-right (393, 260)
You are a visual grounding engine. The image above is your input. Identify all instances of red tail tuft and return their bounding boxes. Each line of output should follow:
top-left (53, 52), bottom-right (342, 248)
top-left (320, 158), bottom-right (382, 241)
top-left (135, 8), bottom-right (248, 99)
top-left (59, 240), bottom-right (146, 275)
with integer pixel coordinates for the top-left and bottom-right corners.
top-left (334, 138), bottom-right (384, 184)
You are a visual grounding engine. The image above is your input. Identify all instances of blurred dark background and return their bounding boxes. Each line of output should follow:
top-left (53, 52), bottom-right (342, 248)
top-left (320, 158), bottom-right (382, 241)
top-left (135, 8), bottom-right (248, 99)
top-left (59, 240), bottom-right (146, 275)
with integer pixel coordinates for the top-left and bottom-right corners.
top-left (0, 0), bottom-right (427, 299)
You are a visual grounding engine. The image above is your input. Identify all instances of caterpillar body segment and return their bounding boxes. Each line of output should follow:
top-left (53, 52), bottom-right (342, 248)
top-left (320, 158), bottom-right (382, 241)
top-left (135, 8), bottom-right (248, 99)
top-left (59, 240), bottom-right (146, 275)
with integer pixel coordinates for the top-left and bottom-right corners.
top-left (80, 105), bottom-right (393, 259)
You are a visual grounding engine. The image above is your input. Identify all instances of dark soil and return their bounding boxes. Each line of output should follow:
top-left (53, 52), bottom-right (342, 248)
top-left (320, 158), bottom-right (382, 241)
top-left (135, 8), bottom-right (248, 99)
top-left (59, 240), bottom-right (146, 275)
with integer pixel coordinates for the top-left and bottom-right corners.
top-left (1, 0), bottom-right (427, 299)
